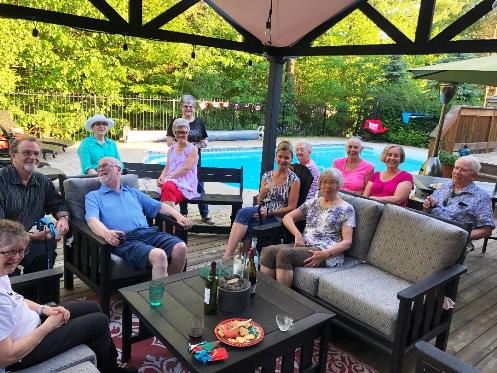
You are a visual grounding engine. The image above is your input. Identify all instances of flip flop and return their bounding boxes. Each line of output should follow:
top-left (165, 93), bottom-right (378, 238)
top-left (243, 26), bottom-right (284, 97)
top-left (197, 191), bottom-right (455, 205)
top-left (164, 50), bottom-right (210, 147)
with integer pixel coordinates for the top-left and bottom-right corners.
top-left (202, 216), bottom-right (216, 225)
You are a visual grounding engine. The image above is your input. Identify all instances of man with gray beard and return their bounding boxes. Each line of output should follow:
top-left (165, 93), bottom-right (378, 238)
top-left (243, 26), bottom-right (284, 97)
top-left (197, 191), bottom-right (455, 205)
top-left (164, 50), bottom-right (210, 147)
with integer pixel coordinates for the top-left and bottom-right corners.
top-left (0, 136), bottom-right (70, 274)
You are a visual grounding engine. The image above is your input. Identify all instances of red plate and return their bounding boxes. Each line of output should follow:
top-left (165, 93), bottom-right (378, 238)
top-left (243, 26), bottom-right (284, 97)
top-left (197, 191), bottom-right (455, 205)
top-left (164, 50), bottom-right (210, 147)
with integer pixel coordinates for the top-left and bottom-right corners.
top-left (214, 318), bottom-right (264, 347)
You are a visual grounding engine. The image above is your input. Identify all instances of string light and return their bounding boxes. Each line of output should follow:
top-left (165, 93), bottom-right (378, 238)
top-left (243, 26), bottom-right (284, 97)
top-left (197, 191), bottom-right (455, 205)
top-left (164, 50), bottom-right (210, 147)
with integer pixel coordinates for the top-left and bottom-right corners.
top-left (191, 44), bottom-right (196, 59)
top-left (32, 22), bottom-right (39, 37)
top-left (248, 60), bottom-right (253, 67)
top-left (122, 35), bottom-right (128, 51)
top-left (265, 0), bottom-right (273, 46)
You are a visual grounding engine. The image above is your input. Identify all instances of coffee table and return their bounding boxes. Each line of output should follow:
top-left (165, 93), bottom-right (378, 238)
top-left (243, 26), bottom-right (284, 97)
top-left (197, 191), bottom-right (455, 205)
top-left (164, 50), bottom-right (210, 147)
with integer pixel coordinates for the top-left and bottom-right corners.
top-left (119, 270), bottom-right (334, 372)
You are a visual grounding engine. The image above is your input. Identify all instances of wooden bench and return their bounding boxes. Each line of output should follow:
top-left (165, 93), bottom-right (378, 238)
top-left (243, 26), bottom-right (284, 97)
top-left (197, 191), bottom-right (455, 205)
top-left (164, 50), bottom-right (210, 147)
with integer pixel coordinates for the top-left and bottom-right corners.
top-left (123, 163), bottom-right (244, 234)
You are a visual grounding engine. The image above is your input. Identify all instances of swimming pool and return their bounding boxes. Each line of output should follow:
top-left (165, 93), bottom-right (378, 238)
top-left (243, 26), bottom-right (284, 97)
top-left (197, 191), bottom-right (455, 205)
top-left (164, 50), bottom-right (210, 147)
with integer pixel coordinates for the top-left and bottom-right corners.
top-left (144, 144), bottom-right (425, 190)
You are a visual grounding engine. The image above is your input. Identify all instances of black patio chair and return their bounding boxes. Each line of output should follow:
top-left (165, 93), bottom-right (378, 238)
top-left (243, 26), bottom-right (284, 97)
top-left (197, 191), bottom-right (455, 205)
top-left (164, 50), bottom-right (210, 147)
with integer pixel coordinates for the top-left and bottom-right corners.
top-left (252, 163), bottom-right (314, 251)
top-left (60, 173), bottom-right (186, 316)
top-left (415, 341), bottom-right (479, 373)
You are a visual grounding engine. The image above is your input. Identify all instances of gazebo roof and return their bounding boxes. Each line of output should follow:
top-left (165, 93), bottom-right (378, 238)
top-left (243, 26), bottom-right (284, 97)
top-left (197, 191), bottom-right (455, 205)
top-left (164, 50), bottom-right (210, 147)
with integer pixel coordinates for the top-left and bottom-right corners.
top-left (0, 0), bottom-right (496, 56)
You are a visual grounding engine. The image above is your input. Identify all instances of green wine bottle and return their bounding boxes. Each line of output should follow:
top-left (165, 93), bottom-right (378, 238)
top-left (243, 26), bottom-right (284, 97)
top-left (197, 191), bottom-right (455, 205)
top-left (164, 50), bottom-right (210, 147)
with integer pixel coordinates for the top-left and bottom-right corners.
top-left (204, 261), bottom-right (218, 315)
top-left (248, 248), bottom-right (257, 295)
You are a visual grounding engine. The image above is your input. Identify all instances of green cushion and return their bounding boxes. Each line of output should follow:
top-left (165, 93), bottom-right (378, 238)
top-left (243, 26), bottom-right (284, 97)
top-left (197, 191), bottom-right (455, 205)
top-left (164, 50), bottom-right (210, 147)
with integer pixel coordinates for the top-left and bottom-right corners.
top-left (339, 193), bottom-right (384, 260)
top-left (366, 204), bottom-right (468, 283)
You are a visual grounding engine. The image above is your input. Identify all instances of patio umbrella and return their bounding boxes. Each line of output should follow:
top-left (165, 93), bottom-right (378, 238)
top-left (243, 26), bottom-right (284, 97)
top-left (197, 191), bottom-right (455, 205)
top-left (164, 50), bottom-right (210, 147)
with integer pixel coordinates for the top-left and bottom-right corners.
top-left (409, 56), bottom-right (497, 176)
top-left (409, 55), bottom-right (497, 86)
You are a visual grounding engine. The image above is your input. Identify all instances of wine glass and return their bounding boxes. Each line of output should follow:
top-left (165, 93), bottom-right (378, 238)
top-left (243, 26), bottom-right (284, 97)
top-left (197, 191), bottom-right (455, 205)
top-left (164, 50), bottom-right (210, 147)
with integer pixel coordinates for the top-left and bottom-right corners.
top-left (143, 177), bottom-right (151, 193)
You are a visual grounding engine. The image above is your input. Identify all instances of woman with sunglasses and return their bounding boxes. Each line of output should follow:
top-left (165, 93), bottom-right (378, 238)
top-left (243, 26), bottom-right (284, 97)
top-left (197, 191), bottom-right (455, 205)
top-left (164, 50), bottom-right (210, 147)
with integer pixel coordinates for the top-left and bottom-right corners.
top-left (166, 95), bottom-right (215, 224)
top-left (260, 169), bottom-right (355, 287)
top-left (223, 140), bottom-right (300, 259)
top-left (158, 119), bottom-right (200, 207)
top-left (78, 114), bottom-right (122, 175)
top-left (332, 136), bottom-right (374, 194)
top-left (363, 144), bottom-right (413, 207)
top-left (0, 219), bottom-right (135, 373)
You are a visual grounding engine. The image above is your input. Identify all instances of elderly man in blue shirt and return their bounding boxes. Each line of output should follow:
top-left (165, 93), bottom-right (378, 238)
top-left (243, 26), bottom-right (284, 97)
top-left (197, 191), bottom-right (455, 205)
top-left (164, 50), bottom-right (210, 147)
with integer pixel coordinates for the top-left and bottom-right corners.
top-left (85, 157), bottom-right (192, 279)
top-left (423, 155), bottom-right (495, 244)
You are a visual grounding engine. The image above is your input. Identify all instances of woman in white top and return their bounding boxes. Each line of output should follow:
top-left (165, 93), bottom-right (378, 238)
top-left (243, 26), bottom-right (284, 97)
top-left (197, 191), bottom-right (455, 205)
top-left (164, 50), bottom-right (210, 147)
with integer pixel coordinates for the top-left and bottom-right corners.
top-left (0, 219), bottom-right (134, 373)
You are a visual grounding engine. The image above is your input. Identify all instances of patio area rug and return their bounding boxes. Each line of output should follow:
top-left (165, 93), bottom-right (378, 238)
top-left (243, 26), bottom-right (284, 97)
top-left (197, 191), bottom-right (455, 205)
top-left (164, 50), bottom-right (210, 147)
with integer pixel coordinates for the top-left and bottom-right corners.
top-left (97, 296), bottom-right (378, 372)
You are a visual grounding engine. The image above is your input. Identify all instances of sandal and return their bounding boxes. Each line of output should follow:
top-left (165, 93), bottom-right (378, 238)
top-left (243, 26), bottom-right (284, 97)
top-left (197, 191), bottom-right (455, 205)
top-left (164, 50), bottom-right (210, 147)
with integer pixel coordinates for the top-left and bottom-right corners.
top-left (202, 216), bottom-right (216, 225)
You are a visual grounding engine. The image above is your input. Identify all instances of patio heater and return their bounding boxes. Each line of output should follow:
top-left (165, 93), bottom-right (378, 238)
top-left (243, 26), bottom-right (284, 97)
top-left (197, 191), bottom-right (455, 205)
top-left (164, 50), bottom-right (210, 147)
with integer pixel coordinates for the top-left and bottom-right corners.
top-left (419, 82), bottom-right (458, 176)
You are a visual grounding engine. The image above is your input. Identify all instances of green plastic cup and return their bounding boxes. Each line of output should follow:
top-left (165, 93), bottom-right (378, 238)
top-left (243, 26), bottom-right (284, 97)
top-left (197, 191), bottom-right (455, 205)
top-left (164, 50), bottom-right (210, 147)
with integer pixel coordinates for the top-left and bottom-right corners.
top-left (149, 280), bottom-right (164, 307)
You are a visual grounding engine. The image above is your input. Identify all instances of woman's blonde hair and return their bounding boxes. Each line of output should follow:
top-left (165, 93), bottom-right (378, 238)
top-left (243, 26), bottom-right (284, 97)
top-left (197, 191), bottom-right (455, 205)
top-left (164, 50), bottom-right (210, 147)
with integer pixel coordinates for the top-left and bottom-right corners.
top-left (276, 140), bottom-right (293, 157)
top-left (380, 144), bottom-right (405, 164)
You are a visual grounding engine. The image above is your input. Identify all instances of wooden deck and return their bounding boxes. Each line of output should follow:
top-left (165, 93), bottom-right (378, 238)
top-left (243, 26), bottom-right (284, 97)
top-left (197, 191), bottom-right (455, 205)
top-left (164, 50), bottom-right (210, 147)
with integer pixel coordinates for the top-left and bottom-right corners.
top-left (55, 211), bottom-right (497, 373)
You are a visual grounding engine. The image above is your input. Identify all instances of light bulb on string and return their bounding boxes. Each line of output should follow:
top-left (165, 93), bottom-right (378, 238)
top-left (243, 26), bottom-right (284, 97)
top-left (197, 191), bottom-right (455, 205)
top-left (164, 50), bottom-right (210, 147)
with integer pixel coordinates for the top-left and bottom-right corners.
top-left (122, 35), bottom-right (128, 51)
top-left (191, 45), bottom-right (196, 59)
top-left (248, 60), bottom-right (253, 67)
top-left (32, 22), bottom-right (39, 37)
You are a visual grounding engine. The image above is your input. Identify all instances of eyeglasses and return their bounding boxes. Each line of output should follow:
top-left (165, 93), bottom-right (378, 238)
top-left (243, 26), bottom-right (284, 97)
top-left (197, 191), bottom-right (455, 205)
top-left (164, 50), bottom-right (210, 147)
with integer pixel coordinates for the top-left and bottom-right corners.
top-left (443, 191), bottom-right (456, 207)
top-left (93, 122), bottom-right (108, 127)
top-left (18, 150), bottom-right (41, 158)
top-left (322, 180), bottom-right (339, 185)
top-left (0, 248), bottom-right (29, 258)
top-left (174, 130), bottom-right (188, 135)
top-left (182, 105), bottom-right (194, 109)
top-left (97, 163), bottom-right (120, 170)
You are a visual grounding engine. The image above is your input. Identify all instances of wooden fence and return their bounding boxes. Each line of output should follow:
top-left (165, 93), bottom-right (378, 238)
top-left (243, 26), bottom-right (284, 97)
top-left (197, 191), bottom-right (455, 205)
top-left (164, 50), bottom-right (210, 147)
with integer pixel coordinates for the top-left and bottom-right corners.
top-left (428, 105), bottom-right (497, 156)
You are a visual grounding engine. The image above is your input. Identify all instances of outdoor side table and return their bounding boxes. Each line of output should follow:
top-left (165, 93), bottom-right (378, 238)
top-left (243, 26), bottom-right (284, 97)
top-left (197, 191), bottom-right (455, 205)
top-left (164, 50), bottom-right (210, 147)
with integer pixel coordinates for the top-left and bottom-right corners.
top-left (119, 271), bottom-right (334, 373)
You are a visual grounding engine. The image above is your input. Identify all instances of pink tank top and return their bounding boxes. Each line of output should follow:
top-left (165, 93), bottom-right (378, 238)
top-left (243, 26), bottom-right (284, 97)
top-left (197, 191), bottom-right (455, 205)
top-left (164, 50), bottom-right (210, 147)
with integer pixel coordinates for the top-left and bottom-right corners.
top-left (369, 171), bottom-right (413, 207)
top-left (333, 158), bottom-right (374, 193)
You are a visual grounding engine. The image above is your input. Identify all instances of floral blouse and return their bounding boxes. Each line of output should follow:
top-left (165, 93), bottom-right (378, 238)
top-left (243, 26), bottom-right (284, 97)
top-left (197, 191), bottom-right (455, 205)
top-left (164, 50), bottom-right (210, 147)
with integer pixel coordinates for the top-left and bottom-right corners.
top-left (299, 198), bottom-right (355, 267)
top-left (262, 170), bottom-right (299, 212)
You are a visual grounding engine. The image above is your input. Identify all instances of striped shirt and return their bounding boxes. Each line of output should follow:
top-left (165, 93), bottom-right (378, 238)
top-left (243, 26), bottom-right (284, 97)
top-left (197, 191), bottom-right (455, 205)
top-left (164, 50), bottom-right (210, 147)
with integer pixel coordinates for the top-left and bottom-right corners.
top-left (0, 165), bottom-right (69, 230)
top-left (305, 160), bottom-right (320, 200)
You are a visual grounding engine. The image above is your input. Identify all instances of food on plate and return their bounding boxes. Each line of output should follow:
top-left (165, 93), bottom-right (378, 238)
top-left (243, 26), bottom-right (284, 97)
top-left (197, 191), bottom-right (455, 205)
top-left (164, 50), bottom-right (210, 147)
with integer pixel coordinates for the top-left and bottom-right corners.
top-left (216, 318), bottom-right (262, 346)
top-left (429, 183), bottom-right (442, 190)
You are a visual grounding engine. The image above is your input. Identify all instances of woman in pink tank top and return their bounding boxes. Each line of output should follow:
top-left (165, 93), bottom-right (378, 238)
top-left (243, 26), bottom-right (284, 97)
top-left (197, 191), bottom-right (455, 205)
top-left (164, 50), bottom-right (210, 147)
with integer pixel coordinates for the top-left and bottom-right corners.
top-left (332, 137), bottom-right (374, 194)
top-left (363, 144), bottom-right (413, 207)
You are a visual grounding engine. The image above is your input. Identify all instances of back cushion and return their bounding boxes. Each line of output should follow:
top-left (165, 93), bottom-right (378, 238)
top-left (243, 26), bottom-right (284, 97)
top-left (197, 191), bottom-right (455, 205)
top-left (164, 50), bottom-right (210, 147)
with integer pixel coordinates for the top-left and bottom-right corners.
top-left (339, 192), bottom-right (384, 260)
top-left (366, 204), bottom-right (469, 283)
top-left (64, 174), bottom-right (139, 220)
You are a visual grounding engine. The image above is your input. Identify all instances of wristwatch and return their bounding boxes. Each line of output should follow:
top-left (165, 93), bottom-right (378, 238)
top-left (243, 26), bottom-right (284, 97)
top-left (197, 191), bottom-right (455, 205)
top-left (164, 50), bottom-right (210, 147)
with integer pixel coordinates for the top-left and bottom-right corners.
top-left (38, 304), bottom-right (47, 315)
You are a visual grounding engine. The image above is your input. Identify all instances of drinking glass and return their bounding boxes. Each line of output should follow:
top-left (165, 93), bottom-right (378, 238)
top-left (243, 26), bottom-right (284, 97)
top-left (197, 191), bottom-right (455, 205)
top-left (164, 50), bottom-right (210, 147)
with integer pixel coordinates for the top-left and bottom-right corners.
top-left (143, 177), bottom-right (152, 193)
top-left (149, 280), bottom-right (164, 307)
top-left (276, 313), bottom-right (295, 331)
top-left (188, 312), bottom-right (204, 338)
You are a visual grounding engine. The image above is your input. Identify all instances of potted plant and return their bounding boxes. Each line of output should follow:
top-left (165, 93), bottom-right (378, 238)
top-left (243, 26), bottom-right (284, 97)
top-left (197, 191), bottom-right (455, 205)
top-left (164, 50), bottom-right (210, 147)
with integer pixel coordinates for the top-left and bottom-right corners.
top-left (438, 150), bottom-right (459, 178)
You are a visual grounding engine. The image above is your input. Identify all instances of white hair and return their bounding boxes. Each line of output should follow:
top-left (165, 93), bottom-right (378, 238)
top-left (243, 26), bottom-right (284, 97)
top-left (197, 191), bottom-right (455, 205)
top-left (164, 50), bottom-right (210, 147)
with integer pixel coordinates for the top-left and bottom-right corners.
top-left (458, 155), bottom-right (481, 173)
top-left (180, 94), bottom-right (196, 106)
top-left (345, 136), bottom-right (363, 149)
top-left (296, 141), bottom-right (312, 153)
top-left (172, 118), bottom-right (190, 132)
top-left (320, 168), bottom-right (343, 189)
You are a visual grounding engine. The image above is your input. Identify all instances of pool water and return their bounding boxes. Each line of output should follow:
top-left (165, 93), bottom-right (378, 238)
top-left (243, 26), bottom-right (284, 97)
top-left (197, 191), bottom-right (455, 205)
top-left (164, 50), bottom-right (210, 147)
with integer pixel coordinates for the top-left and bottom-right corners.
top-left (144, 145), bottom-right (424, 190)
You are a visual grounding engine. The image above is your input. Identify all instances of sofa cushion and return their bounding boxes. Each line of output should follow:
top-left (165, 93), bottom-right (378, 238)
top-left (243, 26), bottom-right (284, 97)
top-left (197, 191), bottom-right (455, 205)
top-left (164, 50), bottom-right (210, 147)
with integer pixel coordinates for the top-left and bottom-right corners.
top-left (339, 193), bottom-right (384, 260)
top-left (64, 174), bottom-right (139, 220)
top-left (317, 264), bottom-right (412, 338)
top-left (366, 204), bottom-right (468, 283)
top-left (11, 344), bottom-right (97, 373)
top-left (293, 256), bottom-right (361, 296)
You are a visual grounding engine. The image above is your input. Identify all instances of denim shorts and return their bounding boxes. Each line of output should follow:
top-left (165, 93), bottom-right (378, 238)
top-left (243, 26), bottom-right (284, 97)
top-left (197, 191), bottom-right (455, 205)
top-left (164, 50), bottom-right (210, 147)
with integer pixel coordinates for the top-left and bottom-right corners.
top-left (234, 206), bottom-right (279, 240)
top-left (113, 226), bottom-right (183, 269)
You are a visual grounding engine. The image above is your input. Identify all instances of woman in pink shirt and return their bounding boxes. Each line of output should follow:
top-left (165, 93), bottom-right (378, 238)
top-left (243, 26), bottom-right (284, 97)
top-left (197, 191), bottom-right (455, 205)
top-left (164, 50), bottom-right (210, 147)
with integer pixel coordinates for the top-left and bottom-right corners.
top-left (333, 137), bottom-right (374, 194)
top-left (363, 144), bottom-right (413, 207)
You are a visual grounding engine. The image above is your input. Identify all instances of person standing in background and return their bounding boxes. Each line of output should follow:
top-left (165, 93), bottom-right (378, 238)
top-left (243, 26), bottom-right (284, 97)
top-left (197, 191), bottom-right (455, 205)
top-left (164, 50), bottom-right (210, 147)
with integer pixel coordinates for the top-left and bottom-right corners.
top-left (295, 141), bottom-right (320, 200)
top-left (166, 95), bottom-right (215, 225)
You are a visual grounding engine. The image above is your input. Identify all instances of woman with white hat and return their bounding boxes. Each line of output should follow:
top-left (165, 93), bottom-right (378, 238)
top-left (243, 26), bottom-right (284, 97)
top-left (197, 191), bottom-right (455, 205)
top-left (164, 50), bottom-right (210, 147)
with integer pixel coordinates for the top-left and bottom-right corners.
top-left (78, 114), bottom-right (122, 175)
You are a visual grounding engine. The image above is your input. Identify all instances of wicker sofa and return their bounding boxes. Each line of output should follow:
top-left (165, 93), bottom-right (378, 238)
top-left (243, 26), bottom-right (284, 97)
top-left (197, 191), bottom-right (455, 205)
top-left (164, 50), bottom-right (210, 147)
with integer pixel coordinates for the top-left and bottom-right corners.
top-left (292, 193), bottom-right (470, 373)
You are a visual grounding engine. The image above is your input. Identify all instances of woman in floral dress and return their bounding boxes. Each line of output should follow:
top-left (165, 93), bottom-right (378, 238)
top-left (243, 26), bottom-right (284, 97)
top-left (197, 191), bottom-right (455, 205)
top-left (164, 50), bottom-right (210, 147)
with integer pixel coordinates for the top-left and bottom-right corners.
top-left (260, 168), bottom-right (355, 287)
